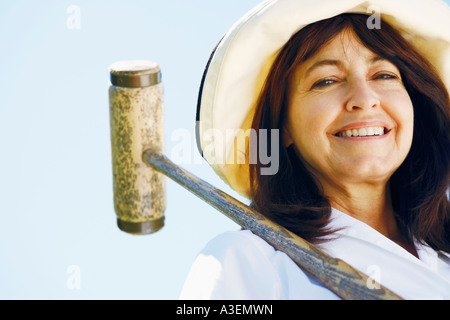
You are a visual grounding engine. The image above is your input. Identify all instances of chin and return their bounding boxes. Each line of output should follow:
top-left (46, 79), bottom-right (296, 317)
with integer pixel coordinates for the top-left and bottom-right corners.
top-left (341, 160), bottom-right (399, 185)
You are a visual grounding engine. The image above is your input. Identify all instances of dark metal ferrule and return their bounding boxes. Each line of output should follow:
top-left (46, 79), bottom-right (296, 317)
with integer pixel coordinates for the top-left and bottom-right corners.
top-left (109, 60), bottom-right (161, 88)
top-left (117, 217), bottom-right (165, 235)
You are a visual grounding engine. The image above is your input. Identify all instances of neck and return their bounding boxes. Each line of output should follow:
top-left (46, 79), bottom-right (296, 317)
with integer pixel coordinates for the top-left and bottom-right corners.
top-left (322, 179), bottom-right (418, 258)
top-left (327, 183), bottom-right (396, 237)
top-left (320, 177), bottom-right (398, 236)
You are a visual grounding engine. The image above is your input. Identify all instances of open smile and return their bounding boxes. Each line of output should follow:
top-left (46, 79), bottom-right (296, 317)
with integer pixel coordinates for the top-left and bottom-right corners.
top-left (334, 126), bottom-right (390, 137)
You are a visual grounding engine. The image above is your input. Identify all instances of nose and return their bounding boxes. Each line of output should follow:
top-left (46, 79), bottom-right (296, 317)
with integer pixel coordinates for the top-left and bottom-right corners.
top-left (345, 80), bottom-right (379, 112)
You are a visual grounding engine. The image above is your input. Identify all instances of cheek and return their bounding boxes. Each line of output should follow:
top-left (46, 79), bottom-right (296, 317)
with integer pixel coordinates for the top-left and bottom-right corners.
top-left (386, 93), bottom-right (414, 144)
top-left (286, 98), bottom-right (337, 160)
top-left (288, 95), bottom-right (336, 131)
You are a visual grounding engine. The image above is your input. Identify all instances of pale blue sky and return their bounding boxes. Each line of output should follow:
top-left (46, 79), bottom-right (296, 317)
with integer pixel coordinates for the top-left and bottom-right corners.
top-left (0, 0), bottom-right (448, 299)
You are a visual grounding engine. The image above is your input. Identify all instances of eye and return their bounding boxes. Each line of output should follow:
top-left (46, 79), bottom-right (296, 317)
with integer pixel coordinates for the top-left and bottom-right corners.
top-left (311, 78), bottom-right (337, 89)
top-left (373, 72), bottom-right (399, 80)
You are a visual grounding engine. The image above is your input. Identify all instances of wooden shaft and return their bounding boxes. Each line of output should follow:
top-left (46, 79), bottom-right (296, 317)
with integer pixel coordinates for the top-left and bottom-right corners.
top-left (142, 148), bottom-right (403, 300)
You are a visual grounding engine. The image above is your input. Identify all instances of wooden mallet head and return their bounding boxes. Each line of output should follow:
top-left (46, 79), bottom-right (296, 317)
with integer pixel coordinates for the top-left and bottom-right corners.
top-left (108, 60), bottom-right (165, 235)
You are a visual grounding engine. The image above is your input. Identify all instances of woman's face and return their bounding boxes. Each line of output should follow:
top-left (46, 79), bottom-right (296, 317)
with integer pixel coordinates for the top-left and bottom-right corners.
top-left (284, 29), bottom-right (414, 188)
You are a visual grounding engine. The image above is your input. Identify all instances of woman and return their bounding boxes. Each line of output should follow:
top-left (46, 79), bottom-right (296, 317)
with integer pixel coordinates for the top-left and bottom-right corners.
top-left (181, 0), bottom-right (450, 299)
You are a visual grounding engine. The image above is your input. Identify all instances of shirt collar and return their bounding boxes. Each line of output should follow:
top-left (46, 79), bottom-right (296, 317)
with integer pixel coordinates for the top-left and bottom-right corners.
top-left (328, 207), bottom-right (439, 265)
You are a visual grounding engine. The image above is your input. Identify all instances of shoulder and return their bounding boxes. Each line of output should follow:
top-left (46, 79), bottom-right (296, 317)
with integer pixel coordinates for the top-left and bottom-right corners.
top-left (179, 230), bottom-right (340, 300)
top-left (200, 229), bottom-right (278, 261)
top-left (179, 230), bottom-right (283, 299)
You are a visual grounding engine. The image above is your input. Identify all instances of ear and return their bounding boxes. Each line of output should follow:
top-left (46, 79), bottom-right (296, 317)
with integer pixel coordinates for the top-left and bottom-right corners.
top-left (283, 127), bottom-right (293, 147)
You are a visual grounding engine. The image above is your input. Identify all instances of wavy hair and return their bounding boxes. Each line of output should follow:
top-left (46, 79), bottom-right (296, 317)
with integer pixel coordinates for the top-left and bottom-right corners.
top-left (249, 13), bottom-right (450, 252)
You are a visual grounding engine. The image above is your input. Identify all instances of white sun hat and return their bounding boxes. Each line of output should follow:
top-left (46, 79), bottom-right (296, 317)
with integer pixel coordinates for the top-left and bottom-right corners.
top-left (195, 0), bottom-right (450, 198)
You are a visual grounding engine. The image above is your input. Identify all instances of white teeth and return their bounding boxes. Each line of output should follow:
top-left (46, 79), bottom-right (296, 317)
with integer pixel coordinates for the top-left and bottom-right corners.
top-left (374, 127), bottom-right (383, 135)
top-left (338, 126), bottom-right (385, 137)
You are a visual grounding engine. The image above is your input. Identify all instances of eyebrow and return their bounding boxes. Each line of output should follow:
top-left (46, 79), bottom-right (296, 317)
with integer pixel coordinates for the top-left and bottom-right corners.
top-left (303, 55), bottom-right (388, 78)
top-left (304, 59), bottom-right (342, 78)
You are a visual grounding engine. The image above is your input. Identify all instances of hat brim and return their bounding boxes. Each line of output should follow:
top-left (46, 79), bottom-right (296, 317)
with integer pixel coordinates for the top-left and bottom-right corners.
top-left (196, 0), bottom-right (450, 198)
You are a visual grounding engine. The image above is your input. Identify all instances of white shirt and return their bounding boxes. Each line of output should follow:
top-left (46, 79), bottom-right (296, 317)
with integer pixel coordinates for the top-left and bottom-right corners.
top-left (179, 208), bottom-right (450, 300)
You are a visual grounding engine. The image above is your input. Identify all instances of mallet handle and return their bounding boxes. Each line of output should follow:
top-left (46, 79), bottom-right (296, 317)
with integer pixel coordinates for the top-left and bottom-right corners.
top-left (142, 148), bottom-right (403, 300)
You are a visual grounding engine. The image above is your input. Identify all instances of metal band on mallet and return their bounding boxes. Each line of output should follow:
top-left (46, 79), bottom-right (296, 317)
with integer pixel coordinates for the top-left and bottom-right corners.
top-left (109, 60), bottom-right (165, 235)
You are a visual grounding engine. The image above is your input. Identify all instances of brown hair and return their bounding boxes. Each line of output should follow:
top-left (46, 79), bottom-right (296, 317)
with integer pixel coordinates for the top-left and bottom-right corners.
top-left (249, 13), bottom-right (450, 251)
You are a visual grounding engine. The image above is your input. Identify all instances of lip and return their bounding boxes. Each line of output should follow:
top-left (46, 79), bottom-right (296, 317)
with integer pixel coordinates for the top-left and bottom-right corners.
top-left (331, 121), bottom-right (392, 137)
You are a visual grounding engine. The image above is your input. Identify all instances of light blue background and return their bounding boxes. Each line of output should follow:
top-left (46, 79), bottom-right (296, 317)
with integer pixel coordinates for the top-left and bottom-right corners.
top-left (0, 0), bottom-right (448, 299)
top-left (0, 0), bottom-right (260, 299)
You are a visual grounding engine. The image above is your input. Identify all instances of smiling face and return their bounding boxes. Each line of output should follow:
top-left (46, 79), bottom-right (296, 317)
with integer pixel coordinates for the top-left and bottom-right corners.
top-left (283, 29), bottom-right (414, 188)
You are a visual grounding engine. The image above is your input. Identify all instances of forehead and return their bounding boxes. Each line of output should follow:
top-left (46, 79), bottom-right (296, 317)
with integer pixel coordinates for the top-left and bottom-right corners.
top-left (298, 29), bottom-right (379, 74)
top-left (316, 29), bottom-right (370, 55)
